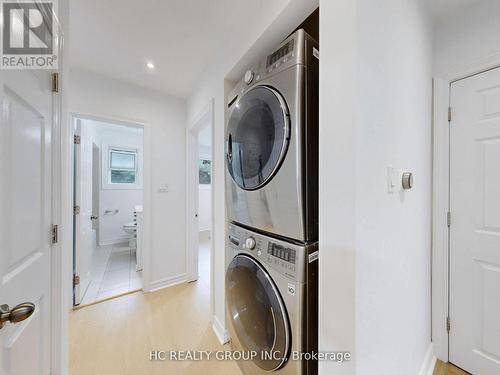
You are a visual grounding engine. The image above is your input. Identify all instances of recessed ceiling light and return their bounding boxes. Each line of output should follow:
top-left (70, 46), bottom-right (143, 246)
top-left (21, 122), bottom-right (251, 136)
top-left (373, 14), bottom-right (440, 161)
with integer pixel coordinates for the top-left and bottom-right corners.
top-left (146, 61), bottom-right (155, 69)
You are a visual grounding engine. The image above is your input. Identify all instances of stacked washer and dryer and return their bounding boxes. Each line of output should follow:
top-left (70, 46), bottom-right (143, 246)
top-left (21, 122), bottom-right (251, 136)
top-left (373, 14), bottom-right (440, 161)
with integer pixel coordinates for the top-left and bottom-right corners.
top-left (225, 29), bottom-right (319, 375)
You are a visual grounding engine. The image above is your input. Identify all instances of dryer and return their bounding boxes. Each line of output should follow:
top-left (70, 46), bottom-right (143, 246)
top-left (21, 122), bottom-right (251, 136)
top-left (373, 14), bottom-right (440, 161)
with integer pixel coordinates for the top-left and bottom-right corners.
top-left (225, 223), bottom-right (318, 375)
top-left (225, 29), bottom-right (319, 242)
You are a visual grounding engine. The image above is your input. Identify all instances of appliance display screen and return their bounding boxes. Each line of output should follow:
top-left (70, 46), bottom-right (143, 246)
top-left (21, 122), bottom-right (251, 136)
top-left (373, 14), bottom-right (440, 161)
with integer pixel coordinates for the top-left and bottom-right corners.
top-left (266, 40), bottom-right (294, 67)
top-left (268, 243), bottom-right (296, 263)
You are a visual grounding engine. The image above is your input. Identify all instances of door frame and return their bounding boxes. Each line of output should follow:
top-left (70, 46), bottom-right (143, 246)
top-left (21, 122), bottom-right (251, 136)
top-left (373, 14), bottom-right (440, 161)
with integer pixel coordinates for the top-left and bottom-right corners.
top-left (66, 112), bottom-right (153, 298)
top-left (186, 99), bottom-right (215, 308)
top-left (432, 53), bottom-right (500, 362)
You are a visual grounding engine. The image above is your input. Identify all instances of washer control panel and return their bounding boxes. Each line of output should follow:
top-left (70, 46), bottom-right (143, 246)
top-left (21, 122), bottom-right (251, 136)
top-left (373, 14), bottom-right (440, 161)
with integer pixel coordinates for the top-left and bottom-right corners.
top-left (227, 224), bottom-right (313, 281)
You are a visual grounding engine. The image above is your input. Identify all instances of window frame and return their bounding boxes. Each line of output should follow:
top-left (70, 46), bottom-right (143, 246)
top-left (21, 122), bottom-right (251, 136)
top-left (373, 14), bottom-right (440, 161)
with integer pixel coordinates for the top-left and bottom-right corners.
top-left (198, 158), bottom-right (212, 186)
top-left (104, 145), bottom-right (142, 189)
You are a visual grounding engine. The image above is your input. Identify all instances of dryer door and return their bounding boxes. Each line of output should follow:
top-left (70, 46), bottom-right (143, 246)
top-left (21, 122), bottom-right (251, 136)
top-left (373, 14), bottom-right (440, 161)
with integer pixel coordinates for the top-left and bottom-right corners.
top-left (226, 254), bottom-right (290, 371)
top-left (226, 86), bottom-right (290, 190)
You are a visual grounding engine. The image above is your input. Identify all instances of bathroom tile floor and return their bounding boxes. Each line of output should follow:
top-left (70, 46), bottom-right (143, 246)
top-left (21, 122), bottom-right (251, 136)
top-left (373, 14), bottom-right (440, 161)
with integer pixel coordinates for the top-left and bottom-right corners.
top-left (80, 242), bottom-right (142, 306)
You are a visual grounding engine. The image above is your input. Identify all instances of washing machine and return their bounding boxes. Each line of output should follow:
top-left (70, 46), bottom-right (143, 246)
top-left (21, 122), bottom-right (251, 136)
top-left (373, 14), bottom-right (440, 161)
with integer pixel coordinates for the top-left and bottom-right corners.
top-left (225, 29), bottom-right (319, 243)
top-left (225, 223), bottom-right (318, 375)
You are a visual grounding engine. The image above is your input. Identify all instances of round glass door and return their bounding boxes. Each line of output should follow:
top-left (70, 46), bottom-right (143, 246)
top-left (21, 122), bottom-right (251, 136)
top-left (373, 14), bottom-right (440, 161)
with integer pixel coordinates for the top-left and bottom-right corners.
top-left (226, 254), bottom-right (290, 371)
top-left (226, 86), bottom-right (290, 190)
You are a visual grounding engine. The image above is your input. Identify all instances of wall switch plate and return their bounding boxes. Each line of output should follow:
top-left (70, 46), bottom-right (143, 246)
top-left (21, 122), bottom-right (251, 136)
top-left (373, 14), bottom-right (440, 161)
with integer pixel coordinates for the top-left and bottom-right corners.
top-left (387, 167), bottom-right (398, 193)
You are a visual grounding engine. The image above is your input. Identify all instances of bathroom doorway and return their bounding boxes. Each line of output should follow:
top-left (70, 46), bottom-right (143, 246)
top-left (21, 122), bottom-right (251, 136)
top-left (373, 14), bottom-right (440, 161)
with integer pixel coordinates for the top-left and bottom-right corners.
top-left (196, 123), bottom-right (212, 291)
top-left (186, 101), bottom-right (215, 323)
top-left (72, 115), bottom-right (145, 306)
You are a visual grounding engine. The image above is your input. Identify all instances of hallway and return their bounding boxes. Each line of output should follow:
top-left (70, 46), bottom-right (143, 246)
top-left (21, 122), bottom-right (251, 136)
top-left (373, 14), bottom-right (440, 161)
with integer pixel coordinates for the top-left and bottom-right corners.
top-left (70, 235), bottom-right (239, 375)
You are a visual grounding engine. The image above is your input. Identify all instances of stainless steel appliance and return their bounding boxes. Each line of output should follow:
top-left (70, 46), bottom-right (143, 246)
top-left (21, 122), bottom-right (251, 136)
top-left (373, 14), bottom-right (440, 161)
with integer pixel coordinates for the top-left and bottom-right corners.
top-left (226, 223), bottom-right (318, 375)
top-left (225, 29), bottom-right (319, 242)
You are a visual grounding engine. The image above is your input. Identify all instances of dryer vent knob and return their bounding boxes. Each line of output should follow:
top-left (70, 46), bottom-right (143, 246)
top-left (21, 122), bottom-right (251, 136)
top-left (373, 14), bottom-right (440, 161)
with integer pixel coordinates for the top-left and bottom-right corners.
top-left (244, 70), bottom-right (254, 85)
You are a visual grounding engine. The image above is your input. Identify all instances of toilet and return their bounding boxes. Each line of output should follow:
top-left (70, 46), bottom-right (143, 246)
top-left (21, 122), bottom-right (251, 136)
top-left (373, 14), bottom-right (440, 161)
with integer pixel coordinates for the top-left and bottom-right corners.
top-left (122, 222), bottom-right (137, 248)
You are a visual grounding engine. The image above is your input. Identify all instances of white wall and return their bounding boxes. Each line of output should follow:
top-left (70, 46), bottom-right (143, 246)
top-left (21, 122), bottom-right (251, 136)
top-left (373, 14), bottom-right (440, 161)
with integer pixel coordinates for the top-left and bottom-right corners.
top-left (356, 1), bottom-right (433, 374)
top-left (187, 0), bottom-right (319, 340)
top-left (433, 0), bottom-right (500, 74)
top-left (320, 0), bottom-right (433, 374)
top-left (318, 1), bottom-right (356, 373)
top-left (69, 67), bottom-right (187, 289)
top-left (81, 120), bottom-right (144, 245)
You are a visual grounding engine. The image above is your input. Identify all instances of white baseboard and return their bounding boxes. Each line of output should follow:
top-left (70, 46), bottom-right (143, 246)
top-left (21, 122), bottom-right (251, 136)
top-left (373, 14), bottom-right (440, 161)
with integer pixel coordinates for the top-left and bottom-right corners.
top-left (147, 273), bottom-right (187, 293)
top-left (212, 315), bottom-right (230, 345)
top-left (98, 236), bottom-right (129, 246)
top-left (418, 343), bottom-right (437, 375)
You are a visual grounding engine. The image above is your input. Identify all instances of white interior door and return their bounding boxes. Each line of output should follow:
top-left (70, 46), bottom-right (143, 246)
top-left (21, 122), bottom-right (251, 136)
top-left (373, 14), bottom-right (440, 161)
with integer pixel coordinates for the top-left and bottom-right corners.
top-left (73, 120), bottom-right (94, 305)
top-left (189, 127), bottom-right (200, 281)
top-left (0, 69), bottom-right (54, 374)
top-left (92, 143), bottom-right (100, 234)
top-left (450, 66), bottom-right (500, 374)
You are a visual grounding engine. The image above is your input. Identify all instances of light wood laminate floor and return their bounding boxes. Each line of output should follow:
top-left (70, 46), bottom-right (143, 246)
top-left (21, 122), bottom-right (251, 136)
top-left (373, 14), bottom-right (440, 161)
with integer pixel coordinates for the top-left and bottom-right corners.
top-left (433, 360), bottom-right (471, 375)
top-left (71, 239), bottom-right (470, 375)
top-left (70, 238), bottom-right (241, 375)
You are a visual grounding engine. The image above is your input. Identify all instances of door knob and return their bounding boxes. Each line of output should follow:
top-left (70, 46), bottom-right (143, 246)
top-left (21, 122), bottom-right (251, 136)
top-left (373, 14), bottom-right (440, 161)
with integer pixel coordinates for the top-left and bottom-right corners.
top-left (0, 303), bottom-right (35, 329)
top-left (90, 215), bottom-right (98, 220)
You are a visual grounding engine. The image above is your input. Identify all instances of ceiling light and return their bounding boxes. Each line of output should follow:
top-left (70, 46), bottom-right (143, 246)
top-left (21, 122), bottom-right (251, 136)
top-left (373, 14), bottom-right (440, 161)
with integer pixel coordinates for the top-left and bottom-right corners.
top-left (146, 61), bottom-right (155, 69)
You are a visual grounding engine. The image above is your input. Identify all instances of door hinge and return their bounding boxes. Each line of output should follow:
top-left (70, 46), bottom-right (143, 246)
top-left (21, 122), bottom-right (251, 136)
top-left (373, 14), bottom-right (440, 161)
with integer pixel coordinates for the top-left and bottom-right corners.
top-left (74, 205), bottom-right (80, 215)
top-left (446, 316), bottom-right (451, 333)
top-left (51, 72), bottom-right (59, 93)
top-left (74, 134), bottom-right (81, 144)
top-left (73, 274), bottom-right (80, 287)
top-left (447, 211), bottom-right (451, 227)
top-left (448, 106), bottom-right (452, 122)
top-left (51, 224), bottom-right (58, 244)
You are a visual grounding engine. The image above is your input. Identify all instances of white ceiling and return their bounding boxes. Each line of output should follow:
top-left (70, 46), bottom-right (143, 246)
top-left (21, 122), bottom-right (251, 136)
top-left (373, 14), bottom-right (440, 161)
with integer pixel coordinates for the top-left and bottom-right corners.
top-left (427, 0), bottom-right (484, 21)
top-left (69, 0), bottom-right (289, 98)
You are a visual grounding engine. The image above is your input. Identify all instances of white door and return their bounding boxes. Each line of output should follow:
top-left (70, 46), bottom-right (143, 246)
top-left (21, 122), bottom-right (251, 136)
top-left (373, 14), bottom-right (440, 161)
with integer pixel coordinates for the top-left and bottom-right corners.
top-left (73, 121), bottom-right (94, 305)
top-left (450, 66), bottom-right (500, 374)
top-left (91, 143), bottom-right (100, 233)
top-left (0, 69), bottom-right (54, 374)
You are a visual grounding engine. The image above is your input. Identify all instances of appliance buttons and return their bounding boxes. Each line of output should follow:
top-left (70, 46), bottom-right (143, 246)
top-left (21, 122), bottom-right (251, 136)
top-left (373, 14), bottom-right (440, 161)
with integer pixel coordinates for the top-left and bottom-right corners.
top-left (245, 237), bottom-right (256, 250)
top-left (244, 70), bottom-right (254, 84)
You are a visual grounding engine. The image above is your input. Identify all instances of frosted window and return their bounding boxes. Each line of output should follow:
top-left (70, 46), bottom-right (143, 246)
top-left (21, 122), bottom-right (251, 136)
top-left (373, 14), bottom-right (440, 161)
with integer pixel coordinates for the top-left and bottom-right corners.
top-left (110, 151), bottom-right (135, 170)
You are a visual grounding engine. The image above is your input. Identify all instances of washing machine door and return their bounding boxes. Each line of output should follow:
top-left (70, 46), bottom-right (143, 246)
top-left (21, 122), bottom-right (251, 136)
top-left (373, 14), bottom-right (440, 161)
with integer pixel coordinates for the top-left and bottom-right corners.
top-left (226, 85), bottom-right (290, 190)
top-left (226, 254), bottom-right (290, 371)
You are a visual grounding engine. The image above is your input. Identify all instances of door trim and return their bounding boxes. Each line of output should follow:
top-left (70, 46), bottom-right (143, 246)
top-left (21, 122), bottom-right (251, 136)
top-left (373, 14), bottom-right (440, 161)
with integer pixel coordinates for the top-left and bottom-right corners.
top-left (432, 52), bottom-right (500, 362)
top-left (186, 99), bottom-right (215, 318)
